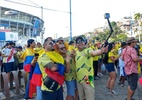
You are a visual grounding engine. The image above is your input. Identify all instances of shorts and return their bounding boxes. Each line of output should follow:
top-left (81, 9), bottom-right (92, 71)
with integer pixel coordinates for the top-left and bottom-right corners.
top-left (4, 62), bottom-right (14, 73)
top-left (19, 63), bottom-right (23, 70)
top-left (127, 73), bottom-right (138, 91)
top-left (66, 80), bottom-right (77, 96)
top-left (105, 63), bottom-right (115, 73)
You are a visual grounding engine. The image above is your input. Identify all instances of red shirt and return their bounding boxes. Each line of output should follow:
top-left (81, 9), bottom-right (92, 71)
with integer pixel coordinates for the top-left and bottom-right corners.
top-left (122, 46), bottom-right (138, 75)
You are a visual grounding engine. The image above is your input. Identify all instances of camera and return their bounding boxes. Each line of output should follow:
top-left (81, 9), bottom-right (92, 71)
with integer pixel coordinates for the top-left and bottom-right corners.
top-left (104, 13), bottom-right (110, 19)
top-left (34, 53), bottom-right (39, 59)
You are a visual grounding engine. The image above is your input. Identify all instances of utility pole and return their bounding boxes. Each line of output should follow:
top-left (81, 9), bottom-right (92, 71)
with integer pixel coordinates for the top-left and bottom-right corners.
top-left (69, 0), bottom-right (72, 41)
top-left (40, 6), bottom-right (44, 44)
top-left (130, 12), bottom-right (133, 36)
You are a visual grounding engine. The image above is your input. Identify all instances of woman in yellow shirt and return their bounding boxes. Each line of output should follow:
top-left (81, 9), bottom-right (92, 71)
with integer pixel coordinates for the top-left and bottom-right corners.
top-left (104, 43), bottom-right (119, 95)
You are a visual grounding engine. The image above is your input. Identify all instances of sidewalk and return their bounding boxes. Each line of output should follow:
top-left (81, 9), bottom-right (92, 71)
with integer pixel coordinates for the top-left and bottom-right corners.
top-left (95, 74), bottom-right (139, 100)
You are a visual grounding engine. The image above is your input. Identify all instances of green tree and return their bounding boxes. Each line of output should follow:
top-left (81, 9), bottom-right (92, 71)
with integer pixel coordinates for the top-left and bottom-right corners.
top-left (111, 21), bottom-right (117, 27)
top-left (134, 13), bottom-right (142, 41)
top-left (116, 33), bottom-right (128, 42)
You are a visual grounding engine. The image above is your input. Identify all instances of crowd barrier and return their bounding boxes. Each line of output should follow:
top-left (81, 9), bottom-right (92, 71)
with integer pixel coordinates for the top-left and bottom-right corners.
top-left (0, 70), bottom-right (27, 100)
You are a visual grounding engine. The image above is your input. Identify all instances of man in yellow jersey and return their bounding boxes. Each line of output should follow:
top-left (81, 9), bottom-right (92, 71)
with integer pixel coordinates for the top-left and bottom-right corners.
top-left (75, 36), bottom-right (108, 100)
top-left (38, 39), bottom-right (65, 100)
top-left (57, 43), bottom-right (78, 100)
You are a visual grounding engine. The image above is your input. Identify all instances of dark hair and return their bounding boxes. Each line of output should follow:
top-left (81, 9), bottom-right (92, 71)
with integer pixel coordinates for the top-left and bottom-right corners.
top-left (68, 41), bottom-right (74, 45)
top-left (9, 42), bottom-right (15, 46)
top-left (27, 39), bottom-right (34, 47)
top-left (44, 37), bottom-right (52, 43)
top-left (121, 42), bottom-right (126, 47)
top-left (103, 43), bottom-right (113, 64)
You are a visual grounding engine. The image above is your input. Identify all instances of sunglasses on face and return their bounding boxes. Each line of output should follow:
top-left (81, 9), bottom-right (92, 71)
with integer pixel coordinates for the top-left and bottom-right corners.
top-left (49, 42), bottom-right (54, 45)
top-left (76, 40), bottom-right (84, 44)
top-left (60, 47), bottom-right (66, 50)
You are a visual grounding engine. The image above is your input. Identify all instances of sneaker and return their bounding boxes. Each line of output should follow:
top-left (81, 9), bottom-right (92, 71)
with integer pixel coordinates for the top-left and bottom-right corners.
top-left (110, 90), bottom-right (118, 95)
top-left (121, 84), bottom-right (125, 87)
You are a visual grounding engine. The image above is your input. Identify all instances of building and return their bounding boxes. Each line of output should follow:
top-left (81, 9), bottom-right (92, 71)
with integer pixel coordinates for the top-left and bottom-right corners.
top-left (0, 6), bottom-right (44, 42)
top-left (116, 16), bottom-right (138, 37)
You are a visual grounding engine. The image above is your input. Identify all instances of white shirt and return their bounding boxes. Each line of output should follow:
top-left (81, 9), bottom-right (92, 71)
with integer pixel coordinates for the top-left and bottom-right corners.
top-left (118, 48), bottom-right (125, 67)
top-left (2, 48), bottom-right (14, 63)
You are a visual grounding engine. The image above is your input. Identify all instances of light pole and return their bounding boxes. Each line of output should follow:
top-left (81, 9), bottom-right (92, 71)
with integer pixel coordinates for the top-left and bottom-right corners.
top-left (69, 0), bottom-right (72, 41)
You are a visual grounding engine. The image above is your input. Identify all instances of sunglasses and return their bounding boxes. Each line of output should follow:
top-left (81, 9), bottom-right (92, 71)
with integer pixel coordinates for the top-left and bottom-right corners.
top-left (49, 42), bottom-right (54, 45)
top-left (76, 40), bottom-right (84, 44)
top-left (60, 47), bottom-right (66, 50)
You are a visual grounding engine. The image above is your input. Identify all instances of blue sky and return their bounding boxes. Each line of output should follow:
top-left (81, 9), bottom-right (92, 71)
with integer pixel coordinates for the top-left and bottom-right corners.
top-left (1, 0), bottom-right (142, 39)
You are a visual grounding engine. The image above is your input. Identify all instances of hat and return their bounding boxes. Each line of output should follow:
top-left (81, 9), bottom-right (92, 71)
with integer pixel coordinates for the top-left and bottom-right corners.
top-left (75, 36), bottom-right (85, 43)
top-left (27, 39), bottom-right (34, 44)
top-left (126, 37), bottom-right (137, 43)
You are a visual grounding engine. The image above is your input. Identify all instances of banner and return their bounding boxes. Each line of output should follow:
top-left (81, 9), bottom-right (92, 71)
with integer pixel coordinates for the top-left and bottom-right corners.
top-left (32, 19), bottom-right (40, 37)
top-left (0, 32), bottom-right (18, 41)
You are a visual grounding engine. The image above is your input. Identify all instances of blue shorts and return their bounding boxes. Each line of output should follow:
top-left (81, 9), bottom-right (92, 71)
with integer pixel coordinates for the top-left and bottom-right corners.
top-left (66, 80), bottom-right (77, 96)
top-left (19, 63), bottom-right (23, 70)
top-left (4, 62), bottom-right (14, 73)
top-left (105, 63), bottom-right (115, 73)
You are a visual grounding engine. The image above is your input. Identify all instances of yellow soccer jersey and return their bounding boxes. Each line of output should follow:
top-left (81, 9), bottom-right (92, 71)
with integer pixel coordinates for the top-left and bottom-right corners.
top-left (65, 53), bottom-right (76, 81)
top-left (90, 46), bottom-right (99, 61)
top-left (75, 48), bottom-right (93, 83)
top-left (108, 50), bottom-right (115, 63)
top-left (34, 47), bottom-right (43, 53)
top-left (17, 51), bottom-right (24, 63)
top-left (38, 53), bottom-right (60, 92)
top-left (68, 45), bottom-right (76, 52)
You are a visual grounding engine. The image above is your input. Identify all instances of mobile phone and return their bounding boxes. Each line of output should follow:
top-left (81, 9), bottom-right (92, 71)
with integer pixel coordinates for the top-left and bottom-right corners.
top-left (34, 53), bottom-right (39, 57)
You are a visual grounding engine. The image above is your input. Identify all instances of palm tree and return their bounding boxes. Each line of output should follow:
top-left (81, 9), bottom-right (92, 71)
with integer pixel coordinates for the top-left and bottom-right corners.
top-left (134, 13), bottom-right (142, 41)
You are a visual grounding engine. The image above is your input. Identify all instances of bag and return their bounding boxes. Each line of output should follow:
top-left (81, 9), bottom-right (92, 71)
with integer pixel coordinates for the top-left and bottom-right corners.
top-left (102, 53), bottom-right (108, 64)
top-left (43, 76), bottom-right (59, 91)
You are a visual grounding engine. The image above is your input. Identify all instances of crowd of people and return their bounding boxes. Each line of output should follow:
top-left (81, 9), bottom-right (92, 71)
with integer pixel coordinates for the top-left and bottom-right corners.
top-left (0, 36), bottom-right (142, 100)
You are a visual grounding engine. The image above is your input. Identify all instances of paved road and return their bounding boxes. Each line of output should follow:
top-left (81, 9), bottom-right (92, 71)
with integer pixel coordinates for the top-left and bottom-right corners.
top-left (95, 74), bottom-right (139, 100)
top-left (1, 73), bottom-right (141, 100)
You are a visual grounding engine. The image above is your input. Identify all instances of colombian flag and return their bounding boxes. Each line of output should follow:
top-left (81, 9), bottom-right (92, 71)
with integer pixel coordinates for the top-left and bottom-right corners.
top-left (23, 48), bottom-right (36, 99)
top-left (31, 63), bottom-right (42, 86)
top-left (45, 63), bottom-right (65, 85)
